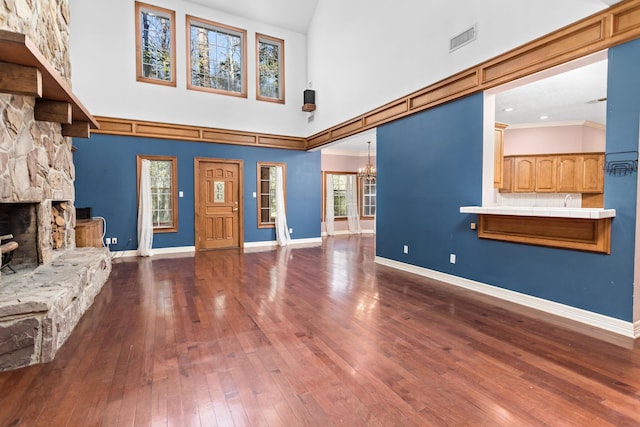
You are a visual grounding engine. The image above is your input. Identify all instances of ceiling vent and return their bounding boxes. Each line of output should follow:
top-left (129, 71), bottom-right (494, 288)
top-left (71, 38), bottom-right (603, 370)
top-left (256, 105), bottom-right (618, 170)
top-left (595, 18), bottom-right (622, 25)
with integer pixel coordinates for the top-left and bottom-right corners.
top-left (450, 24), bottom-right (477, 52)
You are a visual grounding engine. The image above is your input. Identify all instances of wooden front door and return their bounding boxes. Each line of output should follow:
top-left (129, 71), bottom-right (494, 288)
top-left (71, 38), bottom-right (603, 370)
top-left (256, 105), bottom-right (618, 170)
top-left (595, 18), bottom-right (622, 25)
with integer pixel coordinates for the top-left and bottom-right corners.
top-left (195, 159), bottom-right (243, 250)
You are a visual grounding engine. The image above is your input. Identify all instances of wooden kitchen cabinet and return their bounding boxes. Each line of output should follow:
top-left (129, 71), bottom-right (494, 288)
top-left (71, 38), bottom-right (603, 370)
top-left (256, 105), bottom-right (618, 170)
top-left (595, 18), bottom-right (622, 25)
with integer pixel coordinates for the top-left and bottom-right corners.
top-left (557, 155), bottom-right (581, 192)
top-left (502, 153), bottom-right (604, 195)
top-left (580, 154), bottom-right (605, 193)
top-left (493, 123), bottom-right (507, 189)
top-left (535, 156), bottom-right (557, 192)
top-left (501, 157), bottom-right (514, 193)
top-left (513, 157), bottom-right (536, 192)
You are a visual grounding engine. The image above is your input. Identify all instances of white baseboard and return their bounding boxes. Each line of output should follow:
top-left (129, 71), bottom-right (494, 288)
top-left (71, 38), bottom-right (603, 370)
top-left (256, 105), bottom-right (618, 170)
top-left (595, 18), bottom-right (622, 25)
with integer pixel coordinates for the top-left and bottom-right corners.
top-left (115, 238), bottom-right (323, 257)
top-left (322, 230), bottom-right (375, 236)
top-left (375, 256), bottom-right (638, 339)
top-left (113, 246), bottom-right (195, 259)
top-left (243, 237), bottom-right (323, 249)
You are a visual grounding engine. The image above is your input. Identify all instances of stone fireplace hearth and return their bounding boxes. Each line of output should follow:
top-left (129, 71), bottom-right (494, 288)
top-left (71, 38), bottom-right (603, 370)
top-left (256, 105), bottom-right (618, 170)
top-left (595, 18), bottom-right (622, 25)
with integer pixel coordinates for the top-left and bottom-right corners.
top-left (0, 1), bottom-right (111, 370)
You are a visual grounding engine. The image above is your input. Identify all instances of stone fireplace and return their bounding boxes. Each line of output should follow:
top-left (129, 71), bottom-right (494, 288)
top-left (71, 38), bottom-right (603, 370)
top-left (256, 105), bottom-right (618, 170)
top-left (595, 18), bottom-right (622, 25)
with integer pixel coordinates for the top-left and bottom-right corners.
top-left (0, 0), bottom-right (111, 370)
top-left (0, 200), bottom-right (74, 272)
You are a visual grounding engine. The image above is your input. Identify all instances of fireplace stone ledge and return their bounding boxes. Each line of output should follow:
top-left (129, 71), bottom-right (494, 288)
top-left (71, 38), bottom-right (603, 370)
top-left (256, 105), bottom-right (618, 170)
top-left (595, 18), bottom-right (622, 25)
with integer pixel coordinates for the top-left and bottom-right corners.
top-left (0, 247), bottom-right (111, 370)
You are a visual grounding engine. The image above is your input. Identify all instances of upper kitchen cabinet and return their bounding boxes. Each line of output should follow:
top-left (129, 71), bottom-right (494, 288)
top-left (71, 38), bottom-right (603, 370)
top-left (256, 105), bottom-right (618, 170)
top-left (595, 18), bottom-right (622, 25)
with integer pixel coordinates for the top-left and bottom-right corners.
top-left (493, 123), bottom-right (508, 189)
top-left (513, 157), bottom-right (536, 192)
top-left (580, 154), bottom-right (605, 193)
top-left (534, 156), bottom-right (557, 192)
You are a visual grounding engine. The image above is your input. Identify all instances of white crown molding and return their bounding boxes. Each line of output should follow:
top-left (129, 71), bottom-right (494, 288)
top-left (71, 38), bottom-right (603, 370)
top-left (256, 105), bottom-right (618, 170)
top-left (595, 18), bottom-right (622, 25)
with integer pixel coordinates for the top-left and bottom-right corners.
top-left (506, 120), bottom-right (605, 130)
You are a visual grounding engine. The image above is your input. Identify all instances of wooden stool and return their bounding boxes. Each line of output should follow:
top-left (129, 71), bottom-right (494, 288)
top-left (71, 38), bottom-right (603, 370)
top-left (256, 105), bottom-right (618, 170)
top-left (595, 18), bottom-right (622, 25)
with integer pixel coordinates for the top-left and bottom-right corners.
top-left (0, 234), bottom-right (18, 274)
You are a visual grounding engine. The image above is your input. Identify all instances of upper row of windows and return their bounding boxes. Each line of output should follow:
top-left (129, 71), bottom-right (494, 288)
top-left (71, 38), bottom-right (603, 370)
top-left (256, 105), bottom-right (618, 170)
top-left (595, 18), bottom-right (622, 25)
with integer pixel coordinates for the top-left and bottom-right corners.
top-left (135, 1), bottom-right (285, 103)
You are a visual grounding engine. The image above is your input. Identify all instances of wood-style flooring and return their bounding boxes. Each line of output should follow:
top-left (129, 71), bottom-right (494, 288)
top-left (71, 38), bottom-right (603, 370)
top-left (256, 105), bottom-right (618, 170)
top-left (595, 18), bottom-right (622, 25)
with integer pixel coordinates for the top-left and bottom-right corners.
top-left (1, 235), bottom-right (639, 426)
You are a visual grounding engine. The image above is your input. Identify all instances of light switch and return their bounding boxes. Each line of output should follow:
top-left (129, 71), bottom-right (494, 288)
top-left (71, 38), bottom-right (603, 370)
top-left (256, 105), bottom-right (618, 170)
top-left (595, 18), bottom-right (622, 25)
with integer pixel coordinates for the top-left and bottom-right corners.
top-left (179, 191), bottom-right (184, 198)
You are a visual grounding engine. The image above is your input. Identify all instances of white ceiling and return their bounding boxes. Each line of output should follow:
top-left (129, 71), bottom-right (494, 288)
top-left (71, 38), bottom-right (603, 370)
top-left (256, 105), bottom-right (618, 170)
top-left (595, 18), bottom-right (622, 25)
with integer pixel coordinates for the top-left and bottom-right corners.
top-left (185, 0), bottom-right (319, 33)
top-left (494, 55), bottom-right (608, 127)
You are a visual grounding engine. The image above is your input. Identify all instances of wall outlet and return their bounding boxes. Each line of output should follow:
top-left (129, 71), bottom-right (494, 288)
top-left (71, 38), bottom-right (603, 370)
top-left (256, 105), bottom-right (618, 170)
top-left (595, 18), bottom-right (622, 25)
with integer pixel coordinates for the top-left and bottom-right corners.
top-left (253, 192), bottom-right (256, 198)
top-left (105, 237), bottom-right (111, 245)
top-left (179, 191), bottom-right (184, 198)
top-left (289, 228), bottom-right (293, 234)
top-left (470, 222), bottom-right (477, 230)
top-left (403, 245), bottom-right (409, 254)
top-left (450, 253), bottom-right (456, 264)
top-left (112, 237), bottom-right (118, 244)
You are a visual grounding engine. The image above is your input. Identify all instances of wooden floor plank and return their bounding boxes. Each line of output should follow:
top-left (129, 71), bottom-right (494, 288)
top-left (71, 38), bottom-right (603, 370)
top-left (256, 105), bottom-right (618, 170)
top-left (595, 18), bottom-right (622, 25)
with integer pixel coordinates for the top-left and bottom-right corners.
top-left (1, 235), bottom-right (640, 426)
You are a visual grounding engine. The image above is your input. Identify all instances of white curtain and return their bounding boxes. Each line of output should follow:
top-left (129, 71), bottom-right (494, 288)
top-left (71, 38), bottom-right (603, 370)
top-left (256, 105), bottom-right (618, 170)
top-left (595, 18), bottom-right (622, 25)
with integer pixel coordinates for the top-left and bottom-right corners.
top-left (346, 175), bottom-right (361, 234)
top-left (325, 173), bottom-right (335, 236)
top-left (137, 159), bottom-right (154, 257)
top-left (274, 166), bottom-right (291, 246)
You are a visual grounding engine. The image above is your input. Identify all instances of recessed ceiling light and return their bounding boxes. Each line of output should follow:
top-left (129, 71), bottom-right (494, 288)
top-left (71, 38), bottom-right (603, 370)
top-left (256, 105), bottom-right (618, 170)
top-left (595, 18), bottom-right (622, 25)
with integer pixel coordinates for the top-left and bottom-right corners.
top-left (503, 107), bottom-right (513, 112)
top-left (539, 115), bottom-right (549, 120)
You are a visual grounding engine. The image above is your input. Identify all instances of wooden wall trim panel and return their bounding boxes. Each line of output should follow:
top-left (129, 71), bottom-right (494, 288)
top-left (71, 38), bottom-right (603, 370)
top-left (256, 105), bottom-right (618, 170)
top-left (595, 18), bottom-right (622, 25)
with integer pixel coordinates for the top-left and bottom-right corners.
top-left (95, 117), bottom-right (134, 134)
top-left (481, 20), bottom-right (605, 85)
top-left (92, 116), bottom-right (305, 150)
top-left (611, 2), bottom-right (640, 38)
top-left (478, 214), bottom-right (611, 254)
top-left (410, 71), bottom-right (479, 110)
top-left (331, 118), bottom-right (364, 140)
top-left (136, 123), bottom-right (201, 139)
top-left (364, 100), bottom-right (409, 127)
top-left (258, 136), bottom-right (306, 149)
top-left (201, 130), bottom-right (256, 145)
top-left (307, 131), bottom-right (331, 149)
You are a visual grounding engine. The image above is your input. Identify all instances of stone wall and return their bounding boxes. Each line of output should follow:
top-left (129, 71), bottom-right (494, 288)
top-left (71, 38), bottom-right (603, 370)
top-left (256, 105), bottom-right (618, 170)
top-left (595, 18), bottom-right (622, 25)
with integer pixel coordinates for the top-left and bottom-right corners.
top-left (0, 0), bottom-right (76, 267)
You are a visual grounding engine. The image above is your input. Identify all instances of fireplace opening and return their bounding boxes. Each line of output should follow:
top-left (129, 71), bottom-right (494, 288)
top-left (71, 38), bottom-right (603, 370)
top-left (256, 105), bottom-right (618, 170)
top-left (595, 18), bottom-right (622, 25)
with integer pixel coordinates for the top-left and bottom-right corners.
top-left (0, 203), bottom-right (39, 271)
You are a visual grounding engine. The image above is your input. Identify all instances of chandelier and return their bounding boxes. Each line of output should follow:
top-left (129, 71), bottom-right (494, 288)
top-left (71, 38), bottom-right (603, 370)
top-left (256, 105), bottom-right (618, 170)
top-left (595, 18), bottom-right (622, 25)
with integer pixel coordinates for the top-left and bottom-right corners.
top-left (357, 141), bottom-right (376, 181)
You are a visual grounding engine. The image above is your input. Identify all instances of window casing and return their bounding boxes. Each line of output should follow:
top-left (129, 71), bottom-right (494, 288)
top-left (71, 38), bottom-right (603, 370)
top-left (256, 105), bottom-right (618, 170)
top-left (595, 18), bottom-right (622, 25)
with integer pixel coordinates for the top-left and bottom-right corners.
top-left (187, 15), bottom-right (247, 97)
top-left (257, 162), bottom-right (286, 228)
top-left (137, 155), bottom-right (178, 233)
top-left (361, 177), bottom-right (376, 218)
top-left (256, 33), bottom-right (285, 103)
top-left (135, 2), bottom-right (176, 86)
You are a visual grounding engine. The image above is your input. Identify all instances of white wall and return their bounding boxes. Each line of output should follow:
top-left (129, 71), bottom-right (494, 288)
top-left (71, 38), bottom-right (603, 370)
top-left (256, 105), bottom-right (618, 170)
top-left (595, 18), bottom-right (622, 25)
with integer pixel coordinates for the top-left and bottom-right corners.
top-left (306, 0), bottom-right (612, 135)
top-left (69, 0), bottom-right (309, 136)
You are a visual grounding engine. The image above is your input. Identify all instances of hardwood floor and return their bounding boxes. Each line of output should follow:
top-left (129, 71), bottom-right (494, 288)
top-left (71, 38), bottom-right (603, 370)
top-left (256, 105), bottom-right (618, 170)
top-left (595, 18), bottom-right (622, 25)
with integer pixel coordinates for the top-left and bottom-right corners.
top-left (1, 235), bottom-right (639, 426)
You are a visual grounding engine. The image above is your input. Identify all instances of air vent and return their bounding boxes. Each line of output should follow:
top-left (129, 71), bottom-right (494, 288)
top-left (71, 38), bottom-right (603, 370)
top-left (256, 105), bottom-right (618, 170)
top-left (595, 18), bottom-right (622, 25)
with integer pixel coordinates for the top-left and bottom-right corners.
top-left (450, 24), bottom-right (477, 52)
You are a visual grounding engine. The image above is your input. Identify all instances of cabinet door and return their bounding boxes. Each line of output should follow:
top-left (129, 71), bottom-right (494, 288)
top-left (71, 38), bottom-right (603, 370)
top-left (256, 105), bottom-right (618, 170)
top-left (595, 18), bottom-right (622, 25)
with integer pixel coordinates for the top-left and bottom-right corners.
top-left (493, 124), bottom-right (507, 188)
top-left (581, 154), bottom-right (604, 193)
top-left (514, 157), bottom-right (535, 192)
top-left (535, 156), bottom-right (557, 192)
top-left (500, 157), bottom-right (514, 193)
top-left (556, 155), bottom-right (580, 193)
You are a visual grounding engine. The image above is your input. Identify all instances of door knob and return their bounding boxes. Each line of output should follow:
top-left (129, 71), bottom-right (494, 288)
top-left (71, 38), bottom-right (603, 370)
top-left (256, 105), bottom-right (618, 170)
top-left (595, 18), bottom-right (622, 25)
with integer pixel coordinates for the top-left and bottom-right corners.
top-left (232, 208), bottom-right (238, 212)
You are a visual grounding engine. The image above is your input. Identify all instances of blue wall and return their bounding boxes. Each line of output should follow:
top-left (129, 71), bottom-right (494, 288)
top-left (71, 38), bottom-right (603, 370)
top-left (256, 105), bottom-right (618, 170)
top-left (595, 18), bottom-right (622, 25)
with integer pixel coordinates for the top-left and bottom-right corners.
top-left (376, 39), bottom-right (640, 322)
top-left (73, 134), bottom-right (321, 251)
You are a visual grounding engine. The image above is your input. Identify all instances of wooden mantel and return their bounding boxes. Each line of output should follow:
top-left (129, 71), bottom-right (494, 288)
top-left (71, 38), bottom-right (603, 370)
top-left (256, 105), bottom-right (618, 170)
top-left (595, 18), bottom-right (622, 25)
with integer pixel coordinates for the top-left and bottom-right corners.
top-left (0, 29), bottom-right (98, 137)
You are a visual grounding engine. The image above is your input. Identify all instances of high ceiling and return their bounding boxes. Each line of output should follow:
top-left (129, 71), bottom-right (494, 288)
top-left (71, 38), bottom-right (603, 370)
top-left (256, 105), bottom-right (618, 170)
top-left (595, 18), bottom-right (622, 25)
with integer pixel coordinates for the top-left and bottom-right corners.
top-left (183, 0), bottom-right (618, 154)
top-left (184, 0), bottom-right (620, 35)
top-left (185, 0), bottom-right (319, 33)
